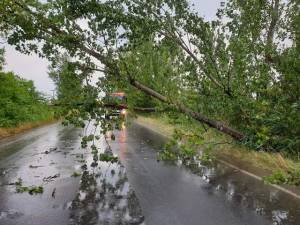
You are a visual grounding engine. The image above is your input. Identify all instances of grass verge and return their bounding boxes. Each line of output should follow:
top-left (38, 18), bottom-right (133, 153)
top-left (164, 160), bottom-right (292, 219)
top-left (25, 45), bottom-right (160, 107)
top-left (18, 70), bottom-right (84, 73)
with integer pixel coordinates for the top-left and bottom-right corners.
top-left (0, 118), bottom-right (57, 140)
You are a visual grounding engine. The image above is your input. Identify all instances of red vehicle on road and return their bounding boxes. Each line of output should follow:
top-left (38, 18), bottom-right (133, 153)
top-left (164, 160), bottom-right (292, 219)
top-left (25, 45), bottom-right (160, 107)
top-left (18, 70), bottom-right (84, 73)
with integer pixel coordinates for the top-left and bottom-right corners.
top-left (105, 92), bottom-right (127, 118)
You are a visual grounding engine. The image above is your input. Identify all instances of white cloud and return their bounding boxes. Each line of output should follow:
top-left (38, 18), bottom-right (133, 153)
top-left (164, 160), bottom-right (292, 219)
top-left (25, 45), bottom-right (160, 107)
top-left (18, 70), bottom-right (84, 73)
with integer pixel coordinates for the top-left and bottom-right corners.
top-left (2, 44), bottom-right (55, 96)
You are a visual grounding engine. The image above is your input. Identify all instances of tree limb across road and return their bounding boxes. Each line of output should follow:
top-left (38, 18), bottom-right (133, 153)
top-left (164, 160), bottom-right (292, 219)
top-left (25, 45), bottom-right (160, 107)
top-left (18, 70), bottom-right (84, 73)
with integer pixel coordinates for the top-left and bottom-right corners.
top-left (1, 0), bottom-right (299, 152)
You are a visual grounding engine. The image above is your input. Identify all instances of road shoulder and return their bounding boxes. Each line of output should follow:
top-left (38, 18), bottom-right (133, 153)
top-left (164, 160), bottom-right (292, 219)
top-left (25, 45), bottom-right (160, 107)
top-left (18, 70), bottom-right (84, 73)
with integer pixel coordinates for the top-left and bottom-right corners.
top-left (0, 119), bottom-right (58, 140)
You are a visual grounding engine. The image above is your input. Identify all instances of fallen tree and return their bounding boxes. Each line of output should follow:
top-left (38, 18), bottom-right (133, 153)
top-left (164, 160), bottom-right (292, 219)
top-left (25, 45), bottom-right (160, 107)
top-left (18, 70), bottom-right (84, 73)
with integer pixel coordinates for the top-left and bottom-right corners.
top-left (130, 78), bottom-right (245, 140)
top-left (0, 1), bottom-right (245, 140)
top-left (1, 0), bottom-right (298, 153)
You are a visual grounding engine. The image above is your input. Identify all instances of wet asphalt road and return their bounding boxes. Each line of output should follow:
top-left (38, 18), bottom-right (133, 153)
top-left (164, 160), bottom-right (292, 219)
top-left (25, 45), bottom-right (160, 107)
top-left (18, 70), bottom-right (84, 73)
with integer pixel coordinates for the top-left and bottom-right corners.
top-left (111, 123), bottom-right (300, 225)
top-left (0, 122), bottom-right (300, 225)
top-left (0, 123), bottom-right (143, 225)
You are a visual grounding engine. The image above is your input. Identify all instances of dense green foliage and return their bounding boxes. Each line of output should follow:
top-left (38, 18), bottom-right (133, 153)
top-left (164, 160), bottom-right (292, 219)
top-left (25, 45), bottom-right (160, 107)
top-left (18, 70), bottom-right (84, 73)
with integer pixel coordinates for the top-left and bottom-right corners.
top-left (49, 58), bottom-right (84, 107)
top-left (0, 72), bottom-right (53, 127)
top-left (0, 50), bottom-right (53, 127)
top-left (0, 0), bottom-right (299, 156)
top-left (113, 1), bottom-right (300, 154)
top-left (48, 58), bottom-right (105, 129)
top-left (263, 169), bottom-right (300, 186)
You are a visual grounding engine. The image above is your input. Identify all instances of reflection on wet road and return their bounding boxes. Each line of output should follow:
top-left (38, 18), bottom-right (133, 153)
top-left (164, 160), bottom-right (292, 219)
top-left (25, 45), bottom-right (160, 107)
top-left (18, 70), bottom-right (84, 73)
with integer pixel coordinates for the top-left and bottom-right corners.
top-left (0, 122), bottom-right (299, 225)
top-left (69, 159), bottom-right (144, 225)
top-left (110, 123), bottom-right (300, 225)
top-left (0, 123), bottom-right (143, 225)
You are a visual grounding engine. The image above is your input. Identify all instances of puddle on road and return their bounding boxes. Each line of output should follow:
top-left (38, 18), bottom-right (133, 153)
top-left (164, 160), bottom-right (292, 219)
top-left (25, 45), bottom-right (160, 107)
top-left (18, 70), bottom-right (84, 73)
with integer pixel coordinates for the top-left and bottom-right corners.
top-left (69, 159), bottom-right (144, 225)
top-left (68, 134), bottom-right (144, 225)
top-left (164, 157), bottom-right (300, 225)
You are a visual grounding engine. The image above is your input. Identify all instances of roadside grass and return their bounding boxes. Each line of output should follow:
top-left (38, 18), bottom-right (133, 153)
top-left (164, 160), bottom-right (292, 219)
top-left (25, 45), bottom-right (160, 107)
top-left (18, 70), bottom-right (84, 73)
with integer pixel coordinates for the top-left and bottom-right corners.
top-left (135, 114), bottom-right (300, 186)
top-left (0, 117), bottom-right (56, 139)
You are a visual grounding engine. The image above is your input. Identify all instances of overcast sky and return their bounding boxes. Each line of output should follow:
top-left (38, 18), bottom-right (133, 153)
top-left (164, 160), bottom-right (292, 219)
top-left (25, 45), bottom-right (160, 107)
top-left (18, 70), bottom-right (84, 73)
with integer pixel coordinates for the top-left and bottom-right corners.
top-left (1, 0), bottom-right (222, 96)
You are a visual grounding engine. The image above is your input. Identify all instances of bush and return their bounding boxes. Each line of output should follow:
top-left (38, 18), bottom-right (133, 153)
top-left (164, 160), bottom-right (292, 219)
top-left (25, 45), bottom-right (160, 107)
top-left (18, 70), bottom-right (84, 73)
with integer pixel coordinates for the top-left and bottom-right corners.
top-left (263, 169), bottom-right (300, 186)
top-left (0, 72), bottom-right (53, 127)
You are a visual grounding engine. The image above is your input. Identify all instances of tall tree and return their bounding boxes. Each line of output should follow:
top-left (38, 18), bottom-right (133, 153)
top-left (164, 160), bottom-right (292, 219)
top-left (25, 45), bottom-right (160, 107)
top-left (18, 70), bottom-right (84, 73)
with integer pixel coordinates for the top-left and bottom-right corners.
top-left (0, 0), bottom-right (298, 152)
top-left (49, 57), bottom-right (84, 106)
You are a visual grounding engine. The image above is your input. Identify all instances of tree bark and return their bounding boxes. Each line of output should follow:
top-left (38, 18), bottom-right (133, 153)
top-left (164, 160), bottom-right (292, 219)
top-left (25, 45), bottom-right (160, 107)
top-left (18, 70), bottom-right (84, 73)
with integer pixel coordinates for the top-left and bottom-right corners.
top-left (133, 107), bottom-right (157, 112)
top-left (130, 79), bottom-right (245, 141)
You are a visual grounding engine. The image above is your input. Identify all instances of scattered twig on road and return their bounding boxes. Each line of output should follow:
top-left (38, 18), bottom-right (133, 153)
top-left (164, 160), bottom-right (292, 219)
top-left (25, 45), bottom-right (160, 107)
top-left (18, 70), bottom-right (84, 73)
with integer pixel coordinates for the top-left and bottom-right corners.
top-left (51, 188), bottom-right (56, 198)
top-left (43, 174), bottom-right (60, 182)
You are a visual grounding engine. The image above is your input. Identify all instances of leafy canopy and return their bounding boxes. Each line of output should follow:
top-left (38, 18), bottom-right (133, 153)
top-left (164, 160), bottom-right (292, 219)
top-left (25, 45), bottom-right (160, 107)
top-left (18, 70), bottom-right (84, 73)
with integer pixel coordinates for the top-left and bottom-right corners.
top-left (0, 0), bottom-right (299, 154)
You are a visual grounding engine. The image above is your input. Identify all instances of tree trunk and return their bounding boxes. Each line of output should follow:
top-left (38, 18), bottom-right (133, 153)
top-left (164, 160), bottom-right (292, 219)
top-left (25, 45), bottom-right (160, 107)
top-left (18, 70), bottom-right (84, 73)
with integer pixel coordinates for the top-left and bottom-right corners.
top-left (77, 45), bottom-right (245, 141)
top-left (130, 78), bottom-right (245, 141)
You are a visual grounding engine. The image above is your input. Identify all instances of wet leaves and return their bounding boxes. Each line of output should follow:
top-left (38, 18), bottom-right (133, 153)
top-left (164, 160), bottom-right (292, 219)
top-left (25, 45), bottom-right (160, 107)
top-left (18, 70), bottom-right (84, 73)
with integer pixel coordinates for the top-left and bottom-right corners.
top-left (99, 153), bottom-right (118, 163)
top-left (76, 159), bottom-right (86, 163)
top-left (8, 178), bottom-right (23, 186)
top-left (10, 178), bottom-right (44, 194)
top-left (44, 147), bottom-right (58, 154)
top-left (43, 174), bottom-right (60, 182)
top-left (90, 161), bottom-right (98, 168)
top-left (29, 165), bottom-right (43, 169)
top-left (71, 172), bottom-right (82, 177)
top-left (75, 154), bottom-right (84, 159)
top-left (16, 185), bottom-right (43, 195)
top-left (81, 164), bottom-right (88, 170)
top-left (81, 135), bottom-right (94, 148)
top-left (157, 150), bottom-right (177, 161)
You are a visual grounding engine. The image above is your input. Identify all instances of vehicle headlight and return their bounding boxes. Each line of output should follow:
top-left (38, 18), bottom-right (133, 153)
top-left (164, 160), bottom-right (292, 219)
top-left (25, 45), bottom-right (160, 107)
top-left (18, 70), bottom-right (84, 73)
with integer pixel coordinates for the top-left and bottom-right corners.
top-left (121, 109), bottom-right (126, 115)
